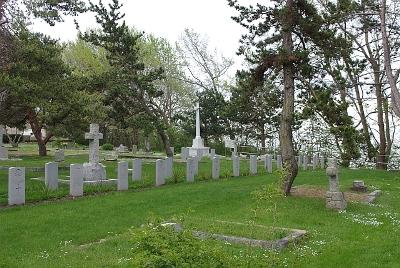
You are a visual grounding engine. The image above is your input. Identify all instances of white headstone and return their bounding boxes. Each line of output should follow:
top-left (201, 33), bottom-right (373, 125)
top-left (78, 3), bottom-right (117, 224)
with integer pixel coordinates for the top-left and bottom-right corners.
top-left (45, 162), bottom-right (58, 190)
top-left (312, 154), bottom-right (319, 170)
top-left (70, 164), bottom-right (84, 197)
top-left (166, 157), bottom-right (173, 178)
top-left (303, 155), bottom-right (308, 170)
top-left (181, 147), bottom-right (189, 161)
top-left (83, 123), bottom-right (106, 181)
top-left (210, 149), bottom-right (216, 159)
top-left (276, 155), bottom-right (282, 170)
top-left (232, 156), bottom-right (240, 177)
top-left (186, 157), bottom-right (195, 182)
top-left (212, 156), bottom-right (220, 179)
top-left (266, 154), bottom-right (273, 173)
top-left (132, 158), bottom-right (142, 181)
top-left (117, 161), bottom-right (129, 190)
top-left (8, 167), bottom-right (25, 205)
top-left (155, 159), bottom-right (165, 187)
top-left (250, 155), bottom-right (257, 175)
top-left (0, 125), bottom-right (8, 159)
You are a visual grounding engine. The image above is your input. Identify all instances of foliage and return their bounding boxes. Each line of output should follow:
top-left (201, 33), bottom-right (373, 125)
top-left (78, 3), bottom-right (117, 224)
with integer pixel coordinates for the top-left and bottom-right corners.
top-left (101, 143), bottom-right (113, 151)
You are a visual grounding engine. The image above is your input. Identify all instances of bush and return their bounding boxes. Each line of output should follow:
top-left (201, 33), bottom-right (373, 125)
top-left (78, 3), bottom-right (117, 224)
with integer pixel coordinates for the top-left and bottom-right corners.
top-left (101, 143), bottom-right (114, 151)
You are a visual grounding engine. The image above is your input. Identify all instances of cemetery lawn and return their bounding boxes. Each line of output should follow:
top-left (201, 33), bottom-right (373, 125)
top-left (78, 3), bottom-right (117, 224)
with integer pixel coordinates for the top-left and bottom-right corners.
top-left (1, 154), bottom-right (400, 268)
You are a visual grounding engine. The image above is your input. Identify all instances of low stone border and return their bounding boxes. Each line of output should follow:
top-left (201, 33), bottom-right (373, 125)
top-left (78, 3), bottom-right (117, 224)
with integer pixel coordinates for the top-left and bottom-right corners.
top-left (163, 222), bottom-right (307, 251)
top-left (30, 177), bottom-right (118, 185)
top-left (0, 166), bottom-right (69, 172)
top-left (364, 190), bottom-right (382, 204)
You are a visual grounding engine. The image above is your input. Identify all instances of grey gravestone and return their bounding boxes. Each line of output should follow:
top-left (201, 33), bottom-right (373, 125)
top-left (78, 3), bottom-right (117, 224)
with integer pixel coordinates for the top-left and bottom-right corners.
top-left (132, 159), bottom-right (142, 181)
top-left (210, 149), bottom-right (216, 159)
top-left (181, 147), bottom-right (189, 161)
top-left (212, 156), bottom-right (220, 179)
top-left (132, 145), bottom-right (138, 154)
top-left (0, 125), bottom-right (8, 159)
top-left (186, 157), bottom-right (195, 182)
top-left (326, 158), bottom-right (346, 210)
top-left (250, 155), bottom-right (257, 175)
top-left (116, 144), bottom-right (128, 154)
top-left (320, 155), bottom-right (325, 169)
top-left (276, 155), bottom-right (282, 170)
top-left (169, 147), bottom-right (175, 155)
top-left (232, 155), bottom-right (240, 177)
top-left (8, 167), bottom-right (25, 205)
top-left (166, 157), bottom-right (173, 178)
top-left (83, 124), bottom-right (106, 181)
top-left (303, 155), bottom-right (308, 171)
top-left (312, 155), bottom-right (319, 170)
top-left (193, 156), bottom-right (199, 175)
top-left (266, 154), bottom-right (273, 173)
top-left (155, 159), bottom-right (165, 187)
top-left (297, 153), bottom-right (302, 167)
top-left (351, 180), bottom-right (368, 192)
top-left (70, 164), bottom-right (84, 197)
top-left (45, 162), bottom-right (58, 190)
top-left (54, 149), bottom-right (64, 162)
top-left (117, 161), bottom-right (129, 190)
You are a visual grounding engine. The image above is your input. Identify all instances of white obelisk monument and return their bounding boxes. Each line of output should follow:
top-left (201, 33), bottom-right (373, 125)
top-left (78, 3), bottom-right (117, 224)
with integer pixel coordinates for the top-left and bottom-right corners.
top-left (188, 102), bottom-right (209, 157)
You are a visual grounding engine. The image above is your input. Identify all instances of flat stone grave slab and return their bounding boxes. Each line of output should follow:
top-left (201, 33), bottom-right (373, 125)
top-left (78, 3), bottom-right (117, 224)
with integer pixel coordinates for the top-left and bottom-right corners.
top-left (161, 221), bottom-right (307, 251)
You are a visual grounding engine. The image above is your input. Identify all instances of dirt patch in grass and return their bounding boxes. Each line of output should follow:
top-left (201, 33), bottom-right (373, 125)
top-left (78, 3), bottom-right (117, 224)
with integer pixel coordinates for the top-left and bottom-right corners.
top-left (290, 185), bottom-right (369, 202)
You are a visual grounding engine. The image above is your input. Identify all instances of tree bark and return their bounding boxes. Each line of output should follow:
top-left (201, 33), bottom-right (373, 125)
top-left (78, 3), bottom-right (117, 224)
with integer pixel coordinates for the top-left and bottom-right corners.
top-left (280, 0), bottom-right (298, 196)
top-left (374, 68), bottom-right (387, 170)
top-left (26, 109), bottom-right (53, 156)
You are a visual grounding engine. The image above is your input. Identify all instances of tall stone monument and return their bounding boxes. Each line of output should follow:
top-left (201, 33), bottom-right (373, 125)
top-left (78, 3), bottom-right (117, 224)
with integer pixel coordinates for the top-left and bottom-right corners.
top-left (325, 158), bottom-right (346, 211)
top-left (0, 125), bottom-right (8, 159)
top-left (188, 102), bottom-right (209, 157)
top-left (83, 123), bottom-right (106, 181)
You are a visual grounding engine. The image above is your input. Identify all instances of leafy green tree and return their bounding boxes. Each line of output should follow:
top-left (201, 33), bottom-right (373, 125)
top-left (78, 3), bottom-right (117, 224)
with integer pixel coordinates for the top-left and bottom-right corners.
top-left (80, 0), bottom-right (174, 156)
top-left (0, 29), bottom-right (105, 156)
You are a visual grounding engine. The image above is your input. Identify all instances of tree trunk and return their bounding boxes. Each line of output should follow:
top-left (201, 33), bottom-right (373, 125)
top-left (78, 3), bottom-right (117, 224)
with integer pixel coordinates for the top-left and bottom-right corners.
top-left (374, 69), bottom-right (387, 170)
top-left (156, 125), bottom-right (173, 157)
top-left (26, 109), bottom-right (53, 156)
top-left (280, 0), bottom-right (298, 196)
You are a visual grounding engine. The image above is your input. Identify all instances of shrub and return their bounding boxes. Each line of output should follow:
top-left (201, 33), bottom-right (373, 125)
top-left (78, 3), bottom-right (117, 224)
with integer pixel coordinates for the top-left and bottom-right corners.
top-left (101, 143), bottom-right (114, 151)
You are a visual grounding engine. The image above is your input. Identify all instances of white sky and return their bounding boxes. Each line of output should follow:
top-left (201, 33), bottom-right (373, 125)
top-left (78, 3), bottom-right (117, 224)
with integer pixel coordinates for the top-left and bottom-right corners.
top-left (31, 0), bottom-right (259, 73)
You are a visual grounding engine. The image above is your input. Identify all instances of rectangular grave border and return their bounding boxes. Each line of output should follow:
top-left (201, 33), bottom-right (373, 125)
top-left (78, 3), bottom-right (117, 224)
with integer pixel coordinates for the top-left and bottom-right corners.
top-left (162, 222), bottom-right (307, 251)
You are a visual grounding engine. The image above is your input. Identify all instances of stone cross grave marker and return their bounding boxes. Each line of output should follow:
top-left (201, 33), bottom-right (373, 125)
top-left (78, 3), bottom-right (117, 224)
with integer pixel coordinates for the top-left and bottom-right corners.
top-left (83, 123), bottom-right (106, 181)
top-left (325, 158), bottom-right (346, 211)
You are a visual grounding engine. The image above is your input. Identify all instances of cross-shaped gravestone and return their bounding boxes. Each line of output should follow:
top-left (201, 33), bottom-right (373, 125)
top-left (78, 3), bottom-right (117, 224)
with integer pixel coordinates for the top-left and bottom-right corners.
top-left (85, 123), bottom-right (103, 165)
top-left (83, 123), bottom-right (106, 181)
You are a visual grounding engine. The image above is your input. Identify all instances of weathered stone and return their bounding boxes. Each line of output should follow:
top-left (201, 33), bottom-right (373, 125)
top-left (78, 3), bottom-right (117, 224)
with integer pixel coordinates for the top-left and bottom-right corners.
top-left (212, 156), bottom-right (220, 179)
top-left (276, 155), bottom-right (282, 170)
top-left (320, 155), bottom-right (325, 169)
top-left (303, 155), bottom-right (308, 170)
top-left (186, 157), bottom-right (195, 182)
top-left (132, 158), bottom-right (142, 181)
top-left (116, 144), bottom-right (128, 154)
top-left (45, 162), bottom-right (58, 190)
top-left (117, 161), bottom-right (129, 191)
top-left (325, 158), bottom-right (346, 211)
top-left (188, 102), bottom-right (210, 157)
top-left (181, 147), bottom-right (189, 161)
top-left (70, 164), bottom-right (84, 197)
top-left (265, 154), bottom-right (272, 173)
top-left (83, 123), bottom-right (106, 181)
top-left (54, 149), bottom-right (65, 162)
top-left (250, 155), bottom-right (257, 175)
top-left (155, 159), bottom-right (165, 187)
top-left (351, 180), bottom-right (368, 192)
top-left (210, 149), bottom-right (216, 159)
top-left (8, 167), bottom-right (25, 205)
top-left (0, 125), bottom-right (8, 159)
top-left (312, 155), bottom-right (319, 170)
top-left (169, 147), bottom-right (174, 155)
top-left (132, 144), bottom-right (138, 154)
top-left (193, 156), bottom-right (199, 175)
top-left (165, 157), bottom-right (173, 178)
top-left (233, 155), bottom-right (240, 177)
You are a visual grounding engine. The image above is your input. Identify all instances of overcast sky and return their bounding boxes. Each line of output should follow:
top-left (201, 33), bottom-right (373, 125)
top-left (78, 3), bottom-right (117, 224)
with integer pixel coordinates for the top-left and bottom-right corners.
top-left (31, 0), bottom-right (259, 73)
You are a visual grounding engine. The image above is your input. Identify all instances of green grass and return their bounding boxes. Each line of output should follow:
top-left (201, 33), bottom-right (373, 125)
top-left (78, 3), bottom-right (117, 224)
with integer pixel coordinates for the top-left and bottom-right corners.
top-left (1, 145), bottom-right (400, 267)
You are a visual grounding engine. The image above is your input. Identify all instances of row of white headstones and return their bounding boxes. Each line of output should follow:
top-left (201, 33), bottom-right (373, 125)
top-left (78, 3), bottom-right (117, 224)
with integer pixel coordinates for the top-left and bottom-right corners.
top-left (6, 153), bottom-right (328, 206)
